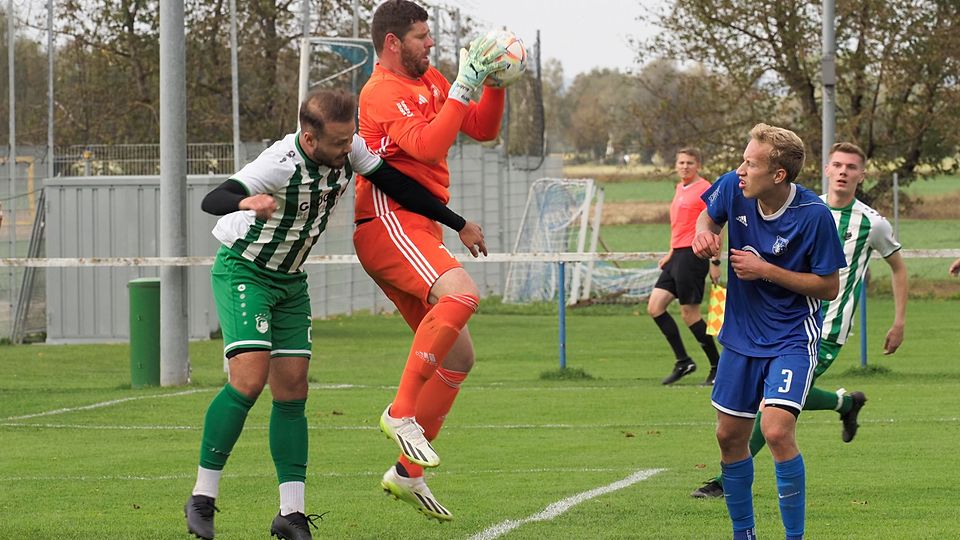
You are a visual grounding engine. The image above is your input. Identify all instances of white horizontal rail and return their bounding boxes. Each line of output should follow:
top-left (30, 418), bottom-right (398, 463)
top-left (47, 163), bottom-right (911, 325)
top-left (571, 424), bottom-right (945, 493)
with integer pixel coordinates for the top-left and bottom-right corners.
top-left (0, 249), bottom-right (957, 267)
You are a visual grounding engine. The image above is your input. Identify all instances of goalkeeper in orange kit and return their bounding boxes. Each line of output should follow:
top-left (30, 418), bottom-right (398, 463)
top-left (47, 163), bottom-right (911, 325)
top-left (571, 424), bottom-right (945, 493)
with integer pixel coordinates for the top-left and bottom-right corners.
top-left (353, 0), bottom-right (509, 522)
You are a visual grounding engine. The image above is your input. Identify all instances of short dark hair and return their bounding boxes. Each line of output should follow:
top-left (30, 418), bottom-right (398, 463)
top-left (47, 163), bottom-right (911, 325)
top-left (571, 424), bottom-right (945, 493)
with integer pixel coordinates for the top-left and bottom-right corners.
top-left (298, 88), bottom-right (356, 136)
top-left (676, 147), bottom-right (702, 164)
top-left (829, 142), bottom-right (867, 167)
top-left (371, 0), bottom-right (428, 54)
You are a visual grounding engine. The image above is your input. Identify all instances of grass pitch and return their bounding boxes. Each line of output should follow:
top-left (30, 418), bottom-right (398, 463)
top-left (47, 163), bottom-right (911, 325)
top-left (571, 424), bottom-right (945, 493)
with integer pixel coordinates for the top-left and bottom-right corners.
top-left (1, 298), bottom-right (958, 539)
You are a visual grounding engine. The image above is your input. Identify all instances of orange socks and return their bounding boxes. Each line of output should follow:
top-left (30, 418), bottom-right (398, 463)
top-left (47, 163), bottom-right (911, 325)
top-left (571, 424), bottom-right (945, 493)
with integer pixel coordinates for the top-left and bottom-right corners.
top-left (390, 294), bottom-right (478, 417)
top-left (399, 367), bottom-right (468, 478)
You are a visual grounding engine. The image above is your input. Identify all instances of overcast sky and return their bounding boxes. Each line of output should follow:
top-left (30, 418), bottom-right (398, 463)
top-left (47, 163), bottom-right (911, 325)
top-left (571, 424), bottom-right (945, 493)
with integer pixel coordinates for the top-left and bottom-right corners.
top-left (446, 0), bottom-right (664, 78)
top-left (12, 0), bottom-right (663, 78)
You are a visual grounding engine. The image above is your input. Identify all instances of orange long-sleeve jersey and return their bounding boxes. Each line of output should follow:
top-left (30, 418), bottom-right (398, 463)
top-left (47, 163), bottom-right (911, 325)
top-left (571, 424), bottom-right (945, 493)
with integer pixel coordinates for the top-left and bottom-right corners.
top-left (354, 63), bottom-right (505, 222)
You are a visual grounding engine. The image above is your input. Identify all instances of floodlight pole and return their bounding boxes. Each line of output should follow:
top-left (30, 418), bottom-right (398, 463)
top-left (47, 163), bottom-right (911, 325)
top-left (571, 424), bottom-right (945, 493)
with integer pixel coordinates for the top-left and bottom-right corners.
top-left (352, 0), bottom-right (359, 94)
top-left (47, 0), bottom-right (54, 181)
top-left (298, 0), bottom-right (310, 106)
top-left (229, 0), bottom-right (241, 171)
top-left (159, 0), bottom-right (190, 385)
top-left (7, 0), bottom-right (16, 336)
top-left (821, 0), bottom-right (836, 195)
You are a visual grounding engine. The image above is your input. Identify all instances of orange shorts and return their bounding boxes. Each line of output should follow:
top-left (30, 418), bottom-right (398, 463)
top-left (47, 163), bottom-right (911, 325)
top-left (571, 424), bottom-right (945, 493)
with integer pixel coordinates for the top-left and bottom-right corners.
top-left (353, 210), bottom-right (461, 330)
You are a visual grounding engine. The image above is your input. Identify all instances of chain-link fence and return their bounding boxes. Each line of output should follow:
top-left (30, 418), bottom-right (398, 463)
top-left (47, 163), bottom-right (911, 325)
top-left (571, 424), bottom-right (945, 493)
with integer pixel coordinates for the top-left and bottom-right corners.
top-left (0, 152), bottom-right (45, 342)
top-left (53, 144), bottom-right (240, 177)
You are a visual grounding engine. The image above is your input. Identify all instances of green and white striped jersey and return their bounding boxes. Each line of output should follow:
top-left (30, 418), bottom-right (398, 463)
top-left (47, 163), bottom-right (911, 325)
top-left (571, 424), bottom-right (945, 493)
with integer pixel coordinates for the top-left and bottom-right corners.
top-left (819, 195), bottom-right (901, 344)
top-left (212, 132), bottom-right (381, 273)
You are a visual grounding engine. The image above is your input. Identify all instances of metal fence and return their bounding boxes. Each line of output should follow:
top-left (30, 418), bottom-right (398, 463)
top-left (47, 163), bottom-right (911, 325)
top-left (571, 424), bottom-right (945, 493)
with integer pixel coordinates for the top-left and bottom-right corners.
top-left (52, 143), bottom-right (267, 177)
top-left (1, 141), bottom-right (561, 343)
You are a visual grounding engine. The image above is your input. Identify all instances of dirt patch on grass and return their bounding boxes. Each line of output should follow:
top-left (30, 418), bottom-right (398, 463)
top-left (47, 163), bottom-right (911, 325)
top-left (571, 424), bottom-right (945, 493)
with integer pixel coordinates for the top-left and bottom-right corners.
top-left (898, 193), bottom-right (960, 219)
top-left (602, 201), bottom-right (670, 225)
top-left (605, 192), bottom-right (960, 224)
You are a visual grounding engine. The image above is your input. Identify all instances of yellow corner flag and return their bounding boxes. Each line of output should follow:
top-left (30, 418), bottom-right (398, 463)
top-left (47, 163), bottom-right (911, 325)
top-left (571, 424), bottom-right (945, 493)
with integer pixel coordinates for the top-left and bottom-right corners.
top-left (706, 284), bottom-right (726, 336)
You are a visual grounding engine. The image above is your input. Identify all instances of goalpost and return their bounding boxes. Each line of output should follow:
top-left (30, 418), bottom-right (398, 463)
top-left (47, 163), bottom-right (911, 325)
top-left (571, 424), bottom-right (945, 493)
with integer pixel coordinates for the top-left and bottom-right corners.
top-left (297, 36), bottom-right (376, 106)
top-left (503, 178), bottom-right (661, 306)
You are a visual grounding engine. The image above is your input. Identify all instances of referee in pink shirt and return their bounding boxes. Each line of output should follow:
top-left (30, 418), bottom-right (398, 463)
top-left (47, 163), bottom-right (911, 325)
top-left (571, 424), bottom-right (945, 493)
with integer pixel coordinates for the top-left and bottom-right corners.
top-left (647, 147), bottom-right (721, 385)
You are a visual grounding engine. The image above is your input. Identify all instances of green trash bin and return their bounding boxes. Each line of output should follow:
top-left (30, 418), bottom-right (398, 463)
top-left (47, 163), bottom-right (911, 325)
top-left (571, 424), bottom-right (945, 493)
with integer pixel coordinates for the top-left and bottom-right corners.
top-left (128, 277), bottom-right (161, 387)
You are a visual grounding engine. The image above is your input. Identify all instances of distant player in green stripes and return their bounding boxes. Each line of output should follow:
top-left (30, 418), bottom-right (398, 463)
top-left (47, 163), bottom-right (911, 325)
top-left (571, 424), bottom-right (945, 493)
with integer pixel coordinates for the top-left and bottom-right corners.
top-left (183, 88), bottom-right (483, 540)
top-left (692, 141), bottom-right (909, 499)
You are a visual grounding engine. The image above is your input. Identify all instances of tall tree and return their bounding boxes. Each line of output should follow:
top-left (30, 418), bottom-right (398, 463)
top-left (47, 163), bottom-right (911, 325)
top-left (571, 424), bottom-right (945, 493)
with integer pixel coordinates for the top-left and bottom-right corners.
top-left (638, 0), bottom-right (960, 194)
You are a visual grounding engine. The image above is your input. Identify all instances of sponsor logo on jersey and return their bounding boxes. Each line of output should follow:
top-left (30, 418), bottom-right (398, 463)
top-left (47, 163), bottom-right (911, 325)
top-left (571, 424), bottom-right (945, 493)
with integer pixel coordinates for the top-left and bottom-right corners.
top-left (844, 231), bottom-right (853, 240)
top-left (708, 189), bottom-right (720, 206)
top-left (417, 94), bottom-right (429, 105)
top-left (772, 235), bottom-right (789, 255)
top-left (396, 100), bottom-right (414, 117)
top-left (431, 85), bottom-right (441, 99)
top-left (736, 215), bottom-right (748, 227)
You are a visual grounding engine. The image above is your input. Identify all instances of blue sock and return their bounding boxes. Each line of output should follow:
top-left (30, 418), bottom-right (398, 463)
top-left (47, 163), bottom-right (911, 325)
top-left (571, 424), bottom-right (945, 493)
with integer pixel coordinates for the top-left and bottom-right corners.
top-left (721, 457), bottom-right (755, 535)
top-left (775, 454), bottom-right (806, 539)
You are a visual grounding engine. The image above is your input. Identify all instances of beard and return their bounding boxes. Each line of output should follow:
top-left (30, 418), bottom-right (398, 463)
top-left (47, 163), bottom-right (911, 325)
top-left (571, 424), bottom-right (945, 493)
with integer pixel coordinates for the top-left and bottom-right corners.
top-left (400, 45), bottom-right (429, 77)
top-left (315, 151), bottom-right (347, 170)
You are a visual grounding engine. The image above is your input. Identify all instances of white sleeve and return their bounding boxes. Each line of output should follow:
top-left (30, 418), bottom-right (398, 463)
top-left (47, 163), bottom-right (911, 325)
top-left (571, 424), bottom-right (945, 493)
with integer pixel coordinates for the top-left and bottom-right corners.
top-left (230, 142), bottom-right (298, 195)
top-left (869, 215), bottom-right (902, 258)
top-left (348, 133), bottom-right (383, 176)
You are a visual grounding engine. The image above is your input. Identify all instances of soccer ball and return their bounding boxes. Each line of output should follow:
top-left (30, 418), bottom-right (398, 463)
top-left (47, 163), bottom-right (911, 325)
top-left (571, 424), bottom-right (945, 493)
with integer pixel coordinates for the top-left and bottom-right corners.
top-left (483, 29), bottom-right (527, 88)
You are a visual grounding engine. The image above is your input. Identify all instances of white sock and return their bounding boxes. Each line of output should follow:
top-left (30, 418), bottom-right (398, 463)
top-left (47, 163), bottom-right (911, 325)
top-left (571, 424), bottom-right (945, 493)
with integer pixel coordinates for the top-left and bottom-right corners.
top-left (279, 481), bottom-right (305, 516)
top-left (834, 387), bottom-right (847, 411)
top-left (192, 466), bottom-right (222, 499)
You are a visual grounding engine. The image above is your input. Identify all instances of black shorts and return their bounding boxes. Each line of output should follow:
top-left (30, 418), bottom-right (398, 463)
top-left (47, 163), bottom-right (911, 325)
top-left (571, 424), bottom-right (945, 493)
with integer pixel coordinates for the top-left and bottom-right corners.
top-left (653, 247), bottom-right (709, 305)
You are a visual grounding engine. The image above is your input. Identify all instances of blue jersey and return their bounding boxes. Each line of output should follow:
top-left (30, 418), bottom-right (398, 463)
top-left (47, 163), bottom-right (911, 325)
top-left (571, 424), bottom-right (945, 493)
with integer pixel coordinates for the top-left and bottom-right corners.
top-left (702, 171), bottom-right (846, 357)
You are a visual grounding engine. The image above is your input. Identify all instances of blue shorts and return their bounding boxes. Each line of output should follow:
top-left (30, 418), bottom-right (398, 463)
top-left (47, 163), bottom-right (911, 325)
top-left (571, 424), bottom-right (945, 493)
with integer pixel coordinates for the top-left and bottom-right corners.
top-left (710, 348), bottom-right (817, 417)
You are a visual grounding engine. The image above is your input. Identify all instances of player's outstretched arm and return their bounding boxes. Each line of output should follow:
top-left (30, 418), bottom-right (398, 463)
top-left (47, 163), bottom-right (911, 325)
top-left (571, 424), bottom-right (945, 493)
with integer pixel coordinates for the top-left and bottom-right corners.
top-left (883, 251), bottom-right (908, 354)
top-left (363, 162), bottom-right (486, 257)
top-left (364, 160), bottom-right (466, 232)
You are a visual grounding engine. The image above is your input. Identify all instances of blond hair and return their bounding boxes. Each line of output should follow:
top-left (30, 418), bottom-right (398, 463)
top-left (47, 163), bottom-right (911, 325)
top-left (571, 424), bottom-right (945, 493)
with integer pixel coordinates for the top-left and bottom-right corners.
top-left (749, 123), bottom-right (805, 183)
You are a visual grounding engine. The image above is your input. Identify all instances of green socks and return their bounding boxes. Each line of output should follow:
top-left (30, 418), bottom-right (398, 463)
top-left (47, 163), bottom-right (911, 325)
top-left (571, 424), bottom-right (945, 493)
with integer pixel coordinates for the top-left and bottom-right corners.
top-left (270, 399), bottom-right (308, 484)
top-left (804, 385), bottom-right (845, 411)
top-left (199, 383), bottom-right (256, 470)
top-left (748, 410), bottom-right (766, 455)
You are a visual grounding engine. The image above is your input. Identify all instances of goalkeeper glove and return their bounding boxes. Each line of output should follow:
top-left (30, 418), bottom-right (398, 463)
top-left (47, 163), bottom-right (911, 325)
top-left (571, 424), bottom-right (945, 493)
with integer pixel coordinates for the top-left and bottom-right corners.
top-left (448, 35), bottom-right (509, 104)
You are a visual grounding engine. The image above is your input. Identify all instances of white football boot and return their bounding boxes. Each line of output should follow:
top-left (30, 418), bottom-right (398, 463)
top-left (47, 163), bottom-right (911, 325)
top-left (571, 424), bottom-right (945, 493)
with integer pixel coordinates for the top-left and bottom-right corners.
top-left (381, 466), bottom-right (452, 522)
top-left (378, 405), bottom-right (440, 468)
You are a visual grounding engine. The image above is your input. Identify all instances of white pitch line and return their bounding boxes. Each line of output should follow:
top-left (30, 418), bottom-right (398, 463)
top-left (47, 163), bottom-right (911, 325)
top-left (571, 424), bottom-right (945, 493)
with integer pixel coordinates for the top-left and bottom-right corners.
top-left (470, 468), bottom-right (665, 540)
top-left (3, 417), bottom-right (938, 432)
top-left (0, 466), bottom-right (637, 484)
top-left (2, 388), bottom-right (210, 421)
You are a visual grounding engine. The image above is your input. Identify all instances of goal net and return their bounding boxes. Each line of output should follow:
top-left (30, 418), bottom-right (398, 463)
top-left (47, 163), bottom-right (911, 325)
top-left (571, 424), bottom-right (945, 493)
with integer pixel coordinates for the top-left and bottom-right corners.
top-left (503, 178), bottom-right (660, 305)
